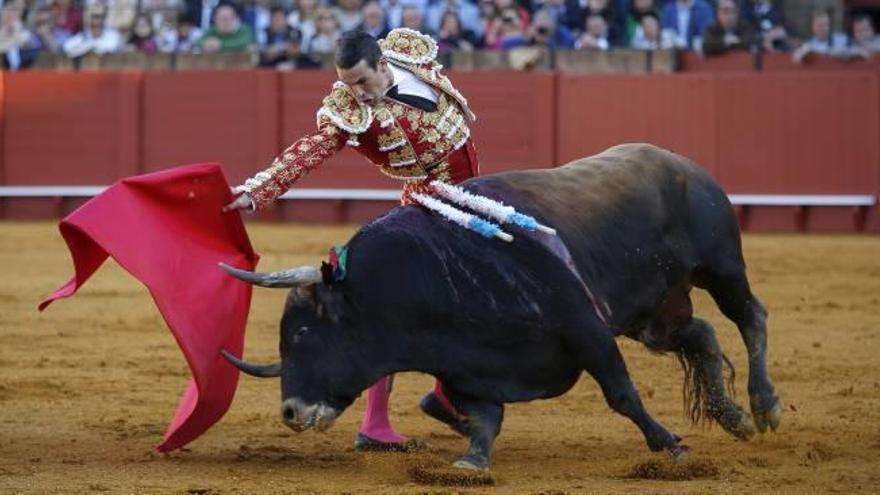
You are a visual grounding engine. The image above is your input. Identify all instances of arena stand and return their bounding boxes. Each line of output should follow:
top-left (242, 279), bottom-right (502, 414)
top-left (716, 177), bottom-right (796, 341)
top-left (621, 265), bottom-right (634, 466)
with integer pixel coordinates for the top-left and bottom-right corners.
top-left (0, 51), bottom-right (878, 232)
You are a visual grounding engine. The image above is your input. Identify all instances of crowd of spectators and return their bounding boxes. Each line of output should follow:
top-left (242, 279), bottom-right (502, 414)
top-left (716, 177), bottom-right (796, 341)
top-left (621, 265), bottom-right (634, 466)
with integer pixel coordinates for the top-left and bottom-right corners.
top-left (1, 0), bottom-right (880, 70)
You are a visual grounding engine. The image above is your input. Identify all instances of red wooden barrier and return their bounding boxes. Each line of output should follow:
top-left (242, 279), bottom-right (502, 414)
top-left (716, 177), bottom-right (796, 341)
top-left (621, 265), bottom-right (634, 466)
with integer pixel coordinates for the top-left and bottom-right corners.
top-left (1, 70), bottom-right (878, 231)
top-left (761, 52), bottom-right (880, 73)
top-left (2, 72), bottom-right (141, 218)
top-left (3, 72), bottom-right (141, 184)
top-left (142, 70), bottom-right (280, 186)
top-left (556, 74), bottom-right (719, 176)
top-left (453, 71), bottom-right (557, 172)
top-left (716, 73), bottom-right (879, 195)
top-left (679, 51), bottom-right (756, 73)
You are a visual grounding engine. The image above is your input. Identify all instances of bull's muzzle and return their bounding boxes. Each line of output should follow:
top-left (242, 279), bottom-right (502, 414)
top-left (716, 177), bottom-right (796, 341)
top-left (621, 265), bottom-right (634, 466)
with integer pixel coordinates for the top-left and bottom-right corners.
top-left (281, 398), bottom-right (339, 432)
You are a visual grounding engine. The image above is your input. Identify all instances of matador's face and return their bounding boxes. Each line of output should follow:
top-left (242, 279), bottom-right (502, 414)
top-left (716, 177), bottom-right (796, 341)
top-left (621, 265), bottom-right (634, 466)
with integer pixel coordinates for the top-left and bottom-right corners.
top-left (337, 58), bottom-right (394, 105)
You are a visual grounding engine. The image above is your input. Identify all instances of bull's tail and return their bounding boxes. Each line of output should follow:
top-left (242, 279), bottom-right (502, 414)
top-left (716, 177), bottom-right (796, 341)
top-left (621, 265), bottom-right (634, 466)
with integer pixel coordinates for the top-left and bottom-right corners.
top-left (678, 352), bottom-right (736, 425)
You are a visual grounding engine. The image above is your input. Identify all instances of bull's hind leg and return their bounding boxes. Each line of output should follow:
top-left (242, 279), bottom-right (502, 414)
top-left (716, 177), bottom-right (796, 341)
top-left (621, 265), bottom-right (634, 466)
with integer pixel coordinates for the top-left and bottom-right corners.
top-left (570, 327), bottom-right (688, 458)
top-left (442, 388), bottom-right (503, 470)
top-left (701, 267), bottom-right (782, 433)
top-left (674, 318), bottom-right (756, 439)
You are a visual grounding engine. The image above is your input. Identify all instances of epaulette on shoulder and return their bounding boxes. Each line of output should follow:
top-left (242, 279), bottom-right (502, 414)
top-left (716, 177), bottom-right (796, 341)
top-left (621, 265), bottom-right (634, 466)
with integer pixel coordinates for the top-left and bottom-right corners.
top-left (316, 81), bottom-right (373, 134)
top-left (379, 28), bottom-right (439, 66)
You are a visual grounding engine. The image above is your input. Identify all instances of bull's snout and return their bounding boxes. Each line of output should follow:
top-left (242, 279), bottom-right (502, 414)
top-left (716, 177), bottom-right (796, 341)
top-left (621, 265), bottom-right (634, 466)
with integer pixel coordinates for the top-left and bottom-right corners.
top-left (281, 398), bottom-right (339, 432)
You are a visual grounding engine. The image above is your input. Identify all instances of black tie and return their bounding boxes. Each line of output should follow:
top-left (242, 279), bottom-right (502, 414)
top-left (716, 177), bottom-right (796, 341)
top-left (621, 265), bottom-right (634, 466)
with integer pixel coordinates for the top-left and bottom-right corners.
top-left (386, 85), bottom-right (438, 113)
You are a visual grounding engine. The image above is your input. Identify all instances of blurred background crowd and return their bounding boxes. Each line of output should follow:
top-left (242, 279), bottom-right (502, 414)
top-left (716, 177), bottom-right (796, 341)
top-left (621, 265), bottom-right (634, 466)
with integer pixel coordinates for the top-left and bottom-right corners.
top-left (1, 0), bottom-right (879, 70)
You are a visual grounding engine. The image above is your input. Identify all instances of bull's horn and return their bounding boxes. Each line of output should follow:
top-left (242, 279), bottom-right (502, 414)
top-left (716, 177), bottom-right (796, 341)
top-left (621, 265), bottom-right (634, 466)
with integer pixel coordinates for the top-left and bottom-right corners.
top-left (218, 262), bottom-right (321, 288)
top-left (221, 350), bottom-right (281, 378)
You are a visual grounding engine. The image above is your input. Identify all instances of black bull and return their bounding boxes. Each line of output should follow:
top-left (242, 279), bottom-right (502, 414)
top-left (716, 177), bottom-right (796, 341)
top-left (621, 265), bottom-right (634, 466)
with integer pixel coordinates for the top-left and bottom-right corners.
top-left (222, 143), bottom-right (782, 470)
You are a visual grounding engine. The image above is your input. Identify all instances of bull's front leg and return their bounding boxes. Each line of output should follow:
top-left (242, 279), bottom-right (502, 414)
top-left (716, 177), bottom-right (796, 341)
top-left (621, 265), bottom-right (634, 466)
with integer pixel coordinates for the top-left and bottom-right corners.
top-left (444, 389), bottom-right (503, 470)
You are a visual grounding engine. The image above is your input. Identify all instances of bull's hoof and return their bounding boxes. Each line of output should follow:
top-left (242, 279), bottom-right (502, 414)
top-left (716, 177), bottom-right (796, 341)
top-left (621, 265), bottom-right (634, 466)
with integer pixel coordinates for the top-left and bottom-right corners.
top-left (715, 404), bottom-right (757, 441)
top-left (420, 392), bottom-right (469, 437)
top-left (667, 444), bottom-right (691, 461)
top-left (354, 433), bottom-right (425, 453)
top-left (452, 454), bottom-right (490, 471)
top-left (750, 394), bottom-right (783, 433)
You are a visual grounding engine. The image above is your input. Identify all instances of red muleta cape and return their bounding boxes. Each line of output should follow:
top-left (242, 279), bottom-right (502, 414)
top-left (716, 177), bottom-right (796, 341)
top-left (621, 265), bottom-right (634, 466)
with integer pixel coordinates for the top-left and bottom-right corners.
top-left (39, 163), bottom-right (259, 452)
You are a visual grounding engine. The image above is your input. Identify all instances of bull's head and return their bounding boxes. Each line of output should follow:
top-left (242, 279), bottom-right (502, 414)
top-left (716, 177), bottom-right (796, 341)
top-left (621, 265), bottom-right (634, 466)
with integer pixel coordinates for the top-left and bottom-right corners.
top-left (219, 263), bottom-right (364, 434)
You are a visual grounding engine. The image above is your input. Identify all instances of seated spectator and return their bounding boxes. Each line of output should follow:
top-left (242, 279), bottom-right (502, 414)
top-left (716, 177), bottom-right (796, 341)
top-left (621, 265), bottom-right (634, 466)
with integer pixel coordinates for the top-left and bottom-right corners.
top-left (401, 4), bottom-right (434, 37)
top-left (31, 6), bottom-right (65, 55)
top-left (739, 0), bottom-right (789, 52)
top-left (172, 12), bottom-right (202, 52)
top-left (575, 13), bottom-right (609, 49)
top-left (87, 0), bottom-right (137, 36)
top-left (0, 3), bottom-right (39, 70)
top-left (484, 7), bottom-right (528, 49)
top-left (660, 0), bottom-right (714, 50)
top-left (630, 11), bottom-right (675, 49)
top-left (492, 0), bottom-right (529, 31)
top-left (850, 14), bottom-right (880, 58)
top-left (792, 9), bottom-right (849, 63)
top-left (565, 0), bottom-right (624, 46)
top-left (126, 13), bottom-right (159, 54)
top-left (437, 11), bottom-right (478, 52)
top-left (243, 0), bottom-right (273, 48)
top-left (288, 0), bottom-right (317, 43)
top-left (623, 0), bottom-right (655, 45)
top-left (427, 0), bottom-right (483, 39)
top-left (52, 0), bottom-right (84, 38)
top-left (381, 0), bottom-right (423, 30)
top-left (142, 0), bottom-right (181, 53)
top-left (62, 7), bottom-right (123, 57)
top-left (527, 8), bottom-right (575, 49)
top-left (335, 0), bottom-right (364, 32)
top-left (305, 7), bottom-right (339, 56)
top-left (47, 0), bottom-right (83, 54)
top-left (702, 0), bottom-right (755, 56)
top-left (538, 0), bottom-right (573, 35)
top-left (184, 0), bottom-right (224, 31)
top-left (359, 0), bottom-right (389, 39)
top-left (259, 14), bottom-right (319, 69)
top-left (199, 4), bottom-right (254, 53)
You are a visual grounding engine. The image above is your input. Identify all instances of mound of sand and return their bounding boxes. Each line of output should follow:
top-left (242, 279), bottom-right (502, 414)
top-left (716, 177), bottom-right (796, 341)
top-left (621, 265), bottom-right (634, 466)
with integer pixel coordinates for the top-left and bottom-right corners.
top-left (625, 457), bottom-right (720, 481)
top-left (407, 460), bottom-right (495, 486)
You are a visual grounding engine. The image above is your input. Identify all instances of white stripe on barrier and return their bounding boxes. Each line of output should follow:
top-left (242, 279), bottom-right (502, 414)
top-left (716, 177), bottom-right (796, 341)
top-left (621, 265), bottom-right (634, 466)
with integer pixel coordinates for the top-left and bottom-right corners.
top-left (727, 195), bottom-right (875, 207)
top-left (0, 187), bottom-right (873, 207)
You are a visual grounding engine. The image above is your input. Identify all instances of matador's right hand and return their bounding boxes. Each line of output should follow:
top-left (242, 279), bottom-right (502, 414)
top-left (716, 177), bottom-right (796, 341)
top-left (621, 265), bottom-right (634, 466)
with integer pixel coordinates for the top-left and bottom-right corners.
top-left (223, 187), bottom-right (255, 213)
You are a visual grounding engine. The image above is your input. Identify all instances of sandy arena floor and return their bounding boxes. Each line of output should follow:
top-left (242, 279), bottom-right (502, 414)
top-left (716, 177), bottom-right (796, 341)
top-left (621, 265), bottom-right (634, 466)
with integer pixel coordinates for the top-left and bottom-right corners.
top-left (1, 222), bottom-right (879, 494)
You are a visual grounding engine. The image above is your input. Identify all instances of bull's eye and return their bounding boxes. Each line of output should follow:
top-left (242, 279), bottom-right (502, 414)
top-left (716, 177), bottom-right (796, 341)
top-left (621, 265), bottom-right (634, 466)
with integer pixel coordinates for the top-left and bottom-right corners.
top-left (293, 326), bottom-right (310, 344)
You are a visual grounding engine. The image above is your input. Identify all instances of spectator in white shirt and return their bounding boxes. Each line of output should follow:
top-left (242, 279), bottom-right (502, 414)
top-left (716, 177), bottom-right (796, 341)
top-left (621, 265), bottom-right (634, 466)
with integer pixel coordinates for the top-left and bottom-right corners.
top-left (62, 8), bottom-right (122, 58)
top-left (631, 11), bottom-right (675, 50)
top-left (850, 14), bottom-right (880, 58)
top-left (288, 0), bottom-right (317, 44)
top-left (793, 9), bottom-right (849, 63)
top-left (575, 13), bottom-right (609, 50)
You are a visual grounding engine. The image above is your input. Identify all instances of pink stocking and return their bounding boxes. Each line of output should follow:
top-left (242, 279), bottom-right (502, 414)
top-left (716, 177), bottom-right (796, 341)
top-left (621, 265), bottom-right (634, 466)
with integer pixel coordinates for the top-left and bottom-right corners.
top-left (358, 375), bottom-right (407, 443)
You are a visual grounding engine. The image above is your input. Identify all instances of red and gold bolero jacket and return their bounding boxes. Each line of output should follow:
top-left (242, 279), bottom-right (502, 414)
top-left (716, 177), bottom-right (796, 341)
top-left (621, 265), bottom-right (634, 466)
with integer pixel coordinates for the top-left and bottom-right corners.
top-left (238, 28), bottom-right (478, 209)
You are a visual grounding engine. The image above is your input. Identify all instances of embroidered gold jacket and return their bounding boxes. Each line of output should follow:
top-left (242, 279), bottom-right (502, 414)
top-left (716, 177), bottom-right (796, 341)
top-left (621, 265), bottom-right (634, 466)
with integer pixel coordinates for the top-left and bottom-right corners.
top-left (239, 28), bottom-right (477, 209)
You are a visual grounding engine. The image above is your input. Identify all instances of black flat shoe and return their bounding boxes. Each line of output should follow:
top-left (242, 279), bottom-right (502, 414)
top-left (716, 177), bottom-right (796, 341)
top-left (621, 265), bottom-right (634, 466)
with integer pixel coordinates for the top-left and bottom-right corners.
top-left (353, 433), bottom-right (425, 452)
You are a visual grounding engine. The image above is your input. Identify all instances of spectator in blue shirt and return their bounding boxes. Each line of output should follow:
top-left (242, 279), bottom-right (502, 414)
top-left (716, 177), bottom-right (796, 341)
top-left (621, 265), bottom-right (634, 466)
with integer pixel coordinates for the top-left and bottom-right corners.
top-left (660, 0), bottom-right (714, 49)
top-left (427, 0), bottom-right (484, 38)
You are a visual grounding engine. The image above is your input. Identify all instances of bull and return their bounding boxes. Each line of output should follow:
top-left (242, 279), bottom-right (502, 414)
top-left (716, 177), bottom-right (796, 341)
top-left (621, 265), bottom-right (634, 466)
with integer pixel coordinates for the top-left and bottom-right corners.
top-left (221, 143), bottom-right (782, 470)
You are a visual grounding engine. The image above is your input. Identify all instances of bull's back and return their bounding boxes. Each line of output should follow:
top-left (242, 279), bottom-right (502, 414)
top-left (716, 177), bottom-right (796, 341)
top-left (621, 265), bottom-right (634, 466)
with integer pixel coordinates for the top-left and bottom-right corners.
top-left (465, 143), bottom-right (740, 327)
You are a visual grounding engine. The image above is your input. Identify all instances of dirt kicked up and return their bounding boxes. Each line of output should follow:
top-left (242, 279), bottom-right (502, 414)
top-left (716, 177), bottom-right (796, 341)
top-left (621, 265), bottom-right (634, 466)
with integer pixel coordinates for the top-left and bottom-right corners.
top-left (1, 222), bottom-right (879, 494)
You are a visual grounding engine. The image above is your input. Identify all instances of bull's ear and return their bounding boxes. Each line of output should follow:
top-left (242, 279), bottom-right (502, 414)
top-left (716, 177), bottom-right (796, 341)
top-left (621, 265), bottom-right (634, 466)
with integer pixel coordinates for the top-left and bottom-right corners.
top-left (321, 262), bottom-right (334, 285)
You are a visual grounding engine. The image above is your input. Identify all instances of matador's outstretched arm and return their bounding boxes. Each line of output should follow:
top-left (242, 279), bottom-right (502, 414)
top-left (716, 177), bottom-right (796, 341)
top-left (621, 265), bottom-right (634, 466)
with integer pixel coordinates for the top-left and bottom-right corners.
top-left (231, 122), bottom-right (347, 210)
